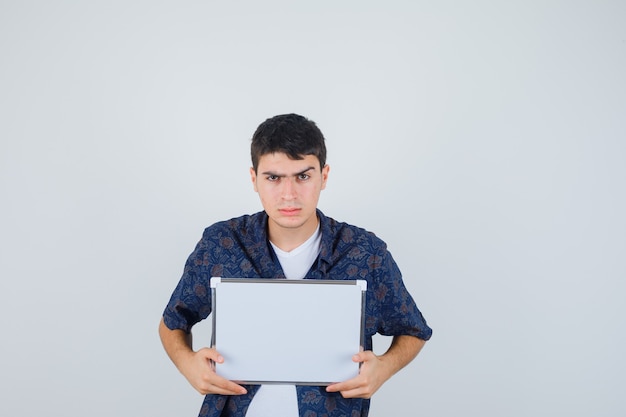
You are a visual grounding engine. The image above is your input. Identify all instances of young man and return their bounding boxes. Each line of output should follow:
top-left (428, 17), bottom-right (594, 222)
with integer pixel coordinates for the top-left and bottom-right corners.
top-left (159, 113), bottom-right (432, 417)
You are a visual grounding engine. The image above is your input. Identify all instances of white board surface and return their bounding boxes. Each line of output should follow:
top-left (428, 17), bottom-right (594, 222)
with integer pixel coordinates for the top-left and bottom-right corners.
top-left (210, 278), bottom-right (366, 385)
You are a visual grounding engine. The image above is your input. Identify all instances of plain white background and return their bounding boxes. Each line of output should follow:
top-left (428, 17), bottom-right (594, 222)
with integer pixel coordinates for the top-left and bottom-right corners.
top-left (1, 1), bottom-right (624, 416)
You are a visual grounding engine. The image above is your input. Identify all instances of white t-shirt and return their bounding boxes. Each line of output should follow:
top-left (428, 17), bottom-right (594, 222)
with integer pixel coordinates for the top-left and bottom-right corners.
top-left (245, 224), bottom-right (322, 417)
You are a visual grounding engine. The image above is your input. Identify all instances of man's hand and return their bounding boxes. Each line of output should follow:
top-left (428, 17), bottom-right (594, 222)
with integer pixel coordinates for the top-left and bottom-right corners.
top-left (326, 335), bottom-right (426, 399)
top-left (325, 351), bottom-right (390, 399)
top-left (179, 347), bottom-right (247, 396)
top-left (158, 318), bottom-right (246, 396)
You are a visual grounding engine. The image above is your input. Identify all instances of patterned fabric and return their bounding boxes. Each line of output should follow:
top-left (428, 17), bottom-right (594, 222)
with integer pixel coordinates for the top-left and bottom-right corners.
top-left (163, 210), bottom-right (432, 417)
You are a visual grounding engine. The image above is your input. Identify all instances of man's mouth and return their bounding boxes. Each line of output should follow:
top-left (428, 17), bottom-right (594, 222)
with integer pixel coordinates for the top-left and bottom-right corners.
top-left (278, 208), bottom-right (301, 216)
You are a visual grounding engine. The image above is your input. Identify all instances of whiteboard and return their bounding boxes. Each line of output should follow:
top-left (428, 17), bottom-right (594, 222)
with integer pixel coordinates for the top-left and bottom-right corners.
top-left (210, 278), bottom-right (367, 385)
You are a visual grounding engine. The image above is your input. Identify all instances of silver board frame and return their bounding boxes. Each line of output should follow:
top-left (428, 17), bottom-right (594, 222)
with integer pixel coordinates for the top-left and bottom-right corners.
top-left (210, 277), bottom-right (367, 385)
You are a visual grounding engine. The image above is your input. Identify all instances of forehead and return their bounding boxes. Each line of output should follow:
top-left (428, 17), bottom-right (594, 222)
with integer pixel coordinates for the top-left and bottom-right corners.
top-left (257, 153), bottom-right (320, 172)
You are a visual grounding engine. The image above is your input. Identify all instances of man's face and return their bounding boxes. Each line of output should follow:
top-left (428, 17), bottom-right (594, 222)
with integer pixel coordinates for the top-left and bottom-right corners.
top-left (250, 152), bottom-right (329, 240)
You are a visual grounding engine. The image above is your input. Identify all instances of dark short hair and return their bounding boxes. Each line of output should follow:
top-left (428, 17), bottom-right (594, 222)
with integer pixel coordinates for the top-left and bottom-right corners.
top-left (251, 113), bottom-right (327, 172)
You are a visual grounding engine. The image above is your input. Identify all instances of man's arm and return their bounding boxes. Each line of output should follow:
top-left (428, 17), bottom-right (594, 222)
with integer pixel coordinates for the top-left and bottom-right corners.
top-left (326, 335), bottom-right (426, 399)
top-left (158, 318), bottom-right (246, 396)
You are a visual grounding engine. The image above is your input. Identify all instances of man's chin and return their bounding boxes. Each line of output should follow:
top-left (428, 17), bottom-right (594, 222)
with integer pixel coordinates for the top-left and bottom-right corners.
top-left (274, 217), bottom-right (305, 229)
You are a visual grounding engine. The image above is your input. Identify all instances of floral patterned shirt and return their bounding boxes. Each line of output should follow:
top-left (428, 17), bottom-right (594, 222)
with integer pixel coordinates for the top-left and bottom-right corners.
top-left (163, 210), bottom-right (432, 417)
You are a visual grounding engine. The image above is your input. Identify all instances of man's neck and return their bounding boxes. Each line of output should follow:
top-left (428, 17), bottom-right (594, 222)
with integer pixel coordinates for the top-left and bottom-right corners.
top-left (268, 217), bottom-right (320, 253)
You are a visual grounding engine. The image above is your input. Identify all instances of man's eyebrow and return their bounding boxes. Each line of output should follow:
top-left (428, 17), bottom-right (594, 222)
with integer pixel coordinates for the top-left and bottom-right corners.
top-left (260, 166), bottom-right (316, 177)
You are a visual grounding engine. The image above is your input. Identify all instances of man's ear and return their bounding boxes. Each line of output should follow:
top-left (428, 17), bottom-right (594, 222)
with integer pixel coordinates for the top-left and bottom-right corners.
top-left (321, 164), bottom-right (330, 190)
top-left (250, 167), bottom-right (258, 192)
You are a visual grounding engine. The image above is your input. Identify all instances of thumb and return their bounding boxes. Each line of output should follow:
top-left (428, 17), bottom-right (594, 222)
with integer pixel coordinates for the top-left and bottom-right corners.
top-left (199, 347), bottom-right (224, 363)
top-left (353, 350), bottom-right (375, 363)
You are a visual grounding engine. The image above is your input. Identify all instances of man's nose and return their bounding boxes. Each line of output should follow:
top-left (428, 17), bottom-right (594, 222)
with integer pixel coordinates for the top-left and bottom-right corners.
top-left (281, 178), bottom-right (297, 199)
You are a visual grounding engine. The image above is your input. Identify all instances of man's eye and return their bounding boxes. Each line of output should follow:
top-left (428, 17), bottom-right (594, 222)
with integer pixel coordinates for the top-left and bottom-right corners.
top-left (298, 174), bottom-right (310, 181)
top-left (267, 175), bottom-right (279, 181)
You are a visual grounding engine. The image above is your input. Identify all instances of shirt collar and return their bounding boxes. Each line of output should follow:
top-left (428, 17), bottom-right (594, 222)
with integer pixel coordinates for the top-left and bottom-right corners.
top-left (251, 209), bottom-right (335, 279)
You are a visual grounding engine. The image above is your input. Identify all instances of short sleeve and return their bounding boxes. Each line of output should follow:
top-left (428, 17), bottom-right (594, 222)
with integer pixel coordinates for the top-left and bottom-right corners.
top-left (374, 248), bottom-right (432, 341)
top-left (162, 232), bottom-right (214, 333)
